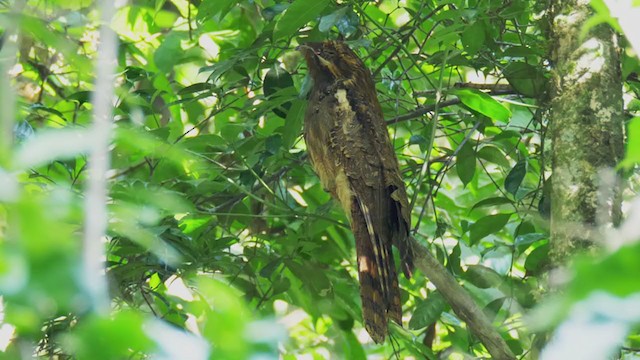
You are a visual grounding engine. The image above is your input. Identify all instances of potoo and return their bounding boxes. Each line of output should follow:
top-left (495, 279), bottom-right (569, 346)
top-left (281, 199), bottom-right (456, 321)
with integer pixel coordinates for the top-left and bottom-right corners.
top-left (298, 40), bottom-right (414, 343)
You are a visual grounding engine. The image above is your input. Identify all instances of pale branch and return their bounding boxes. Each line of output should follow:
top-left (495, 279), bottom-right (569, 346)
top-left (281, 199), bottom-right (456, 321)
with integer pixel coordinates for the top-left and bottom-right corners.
top-left (410, 237), bottom-right (516, 360)
top-left (83, 0), bottom-right (117, 313)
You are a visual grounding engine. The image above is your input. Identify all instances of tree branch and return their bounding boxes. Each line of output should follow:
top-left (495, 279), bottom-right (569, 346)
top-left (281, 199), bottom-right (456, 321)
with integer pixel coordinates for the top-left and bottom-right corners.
top-left (410, 237), bottom-right (516, 360)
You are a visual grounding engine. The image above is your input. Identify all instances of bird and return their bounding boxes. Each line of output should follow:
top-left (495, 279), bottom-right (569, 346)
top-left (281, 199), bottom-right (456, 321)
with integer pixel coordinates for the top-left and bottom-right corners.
top-left (298, 40), bottom-right (414, 343)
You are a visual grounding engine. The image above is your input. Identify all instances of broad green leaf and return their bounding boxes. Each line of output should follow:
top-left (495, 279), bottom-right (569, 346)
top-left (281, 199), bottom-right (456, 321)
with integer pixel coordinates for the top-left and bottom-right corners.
top-left (153, 33), bottom-right (182, 73)
top-left (341, 331), bottom-right (366, 360)
top-left (461, 21), bottom-right (485, 55)
top-left (335, 7), bottom-right (359, 35)
top-left (409, 292), bottom-right (446, 329)
top-left (503, 62), bottom-right (546, 97)
top-left (464, 265), bottom-right (503, 289)
top-left (274, 0), bottom-right (331, 39)
top-left (471, 197), bottom-right (513, 211)
top-left (484, 297), bottom-right (506, 321)
top-left (469, 213), bottom-right (512, 244)
top-left (197, 0), bottom-right (238, 21)
top-left (178, 83), bottom-right (213, 95)
top-left (515, 234), bottom-right (547, 256)
top-left (477, 145), bottom-right (511, 168)
top-left (456, 142), bottom-right (476, 187)
top-left (452, 88), bottom-right (511, 123)
top-left (319, 7), bottom-right (359, 35)
top-left (319, 7), bottom-right (348, 32)
top-left (264, 65), bottom-right (294, 118)
top-left (524, 243), bottom-right (550, 275)
top-left (505, 160), bottom-right (527, 196)
top-left (409, 134), bottom-right (429, 152)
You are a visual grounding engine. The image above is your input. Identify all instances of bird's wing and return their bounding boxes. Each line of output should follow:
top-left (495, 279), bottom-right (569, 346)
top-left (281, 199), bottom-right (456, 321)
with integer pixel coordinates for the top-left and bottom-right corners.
top-left (325, 85), bottom-right (403, 342)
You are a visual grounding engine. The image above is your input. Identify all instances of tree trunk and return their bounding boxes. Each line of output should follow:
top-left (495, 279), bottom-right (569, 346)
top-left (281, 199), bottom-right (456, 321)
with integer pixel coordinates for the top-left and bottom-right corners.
top-left (548, 0), bottom-right (624, 266)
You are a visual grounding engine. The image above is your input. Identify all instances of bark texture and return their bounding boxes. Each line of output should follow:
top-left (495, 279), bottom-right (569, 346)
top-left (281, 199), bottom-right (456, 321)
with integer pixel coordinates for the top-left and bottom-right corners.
top-left (410, 238), bottom-right (516, 360)
top-left (548, 0), bottom-right (624, 265)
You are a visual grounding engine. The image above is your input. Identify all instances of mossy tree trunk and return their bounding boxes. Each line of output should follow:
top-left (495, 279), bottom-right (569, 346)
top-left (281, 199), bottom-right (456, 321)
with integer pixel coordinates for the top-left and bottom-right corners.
top-left (548, 0), bottom-right (624, 266)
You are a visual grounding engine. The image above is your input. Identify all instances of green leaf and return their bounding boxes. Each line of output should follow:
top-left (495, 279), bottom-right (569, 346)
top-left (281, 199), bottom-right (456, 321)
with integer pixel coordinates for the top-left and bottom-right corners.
top-left (456, 142), bottom-right (476, 187)
top-left (318, 7), bottom-right (359, 36)
top-left (505, 160), bottom-right (527, 196)
top-left (503, 62), bottom-right (546, 97)
top-left (464, 265), bottom-right (503, 289)
top-left (524, 243), bottom-right (550, 275)
top-left (409, 134), bottom-right (429, 152)
top-left (409, 292), bottom-right (446, 329)
top-left (274, 0), bottom-right (331, 39)
top-left (620, 116), bottom-right (640, 168)
top-left (260, 258), bottom-right (282, 278)
top-left (178, 83), bottom-right (212, 95)
top-left (461, 21), bottom-right (485, 55)
top-left (335, 8), bottom-right (359, 36)
top-left (319, 7), bottom-right (348, 32)
top-left (452, 88), bottom-right (511, 122)
top-left (280, 99), bottom-right (306, 149)
top-left (153, 33), bottom-right (182, 73)
top-left (477, 146), bottom-right (510, 168)
top-left (263, 65), bottom-right (294, 118)
top-left (484, 297), bottom-right (506, 321)
top-left (197, 0), bottom-right (238, 22)
top-left (341, 331), bottom-right (366, 360)
top-left (515, 234), bottom-right (547, 256)
top-left (471, 197), bottom-right (513, 211)
top-left (469, 213), bottom-right (512, 244)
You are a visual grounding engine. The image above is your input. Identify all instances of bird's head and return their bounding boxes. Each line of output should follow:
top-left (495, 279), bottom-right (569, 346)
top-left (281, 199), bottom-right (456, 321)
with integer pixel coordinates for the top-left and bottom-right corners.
top-left (297, 41), bottom-right (368, 84)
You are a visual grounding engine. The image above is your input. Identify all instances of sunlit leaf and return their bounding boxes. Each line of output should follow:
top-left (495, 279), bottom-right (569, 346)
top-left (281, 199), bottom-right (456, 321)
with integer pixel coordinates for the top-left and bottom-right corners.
top-left (452, 88), bottom-right (511, 122)
top-left (274, 0), bottom-right (331, 39)
top-left (469, 213), bottom-right (512, 244)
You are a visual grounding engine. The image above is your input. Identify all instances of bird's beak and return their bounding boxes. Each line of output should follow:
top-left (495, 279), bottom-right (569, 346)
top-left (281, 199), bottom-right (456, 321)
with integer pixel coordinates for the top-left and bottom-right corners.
top-left (296, 44), bottom-right (332, 67)
top-left (296, 44), bottom-right (314, 53)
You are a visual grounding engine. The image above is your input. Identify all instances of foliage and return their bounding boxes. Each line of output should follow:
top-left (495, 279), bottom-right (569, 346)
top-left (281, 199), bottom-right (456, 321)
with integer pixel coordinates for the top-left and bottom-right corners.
top-left (0, 0), bottom-right (639, 359)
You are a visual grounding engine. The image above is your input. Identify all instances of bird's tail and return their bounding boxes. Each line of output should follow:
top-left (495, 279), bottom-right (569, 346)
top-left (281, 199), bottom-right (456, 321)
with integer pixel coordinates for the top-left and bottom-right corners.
top-left (352, 199), bottom-right (402, 343)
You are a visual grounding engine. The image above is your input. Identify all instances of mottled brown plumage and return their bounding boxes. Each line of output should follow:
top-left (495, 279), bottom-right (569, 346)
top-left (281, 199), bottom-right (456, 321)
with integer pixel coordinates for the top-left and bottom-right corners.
top-left (298, 40), bottom-right (414, 343)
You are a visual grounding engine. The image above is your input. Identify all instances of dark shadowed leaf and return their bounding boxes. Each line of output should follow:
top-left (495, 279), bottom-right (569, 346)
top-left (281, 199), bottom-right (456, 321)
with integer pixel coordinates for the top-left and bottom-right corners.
top-left (197, 0), bottom-right (238, 22)
top-left (505, 160), bottom-right (527, 196)
top-left (484, 297), bottom-right (506, 321)
top-left (465, 265), bottom-right (503, 289)
top-left (504, 62), bottom-right (546, 97)
top-left (456, 142), bottom-right (476, 187)
top-left (264, 65), bottom-right (294, 118)
top-left (524, 243), bottom-right (550, 275)
top-left (409, 292), bottom-right (446, 329)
